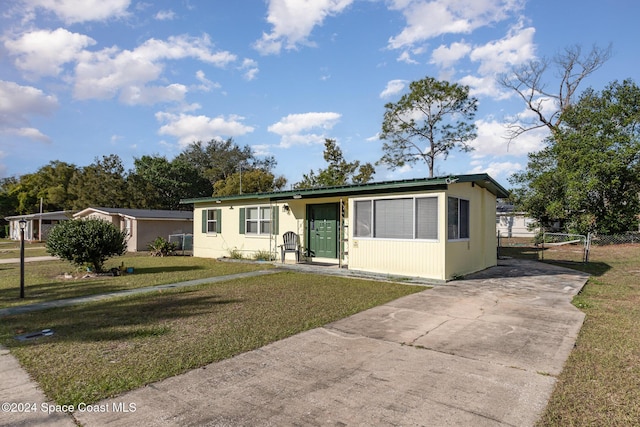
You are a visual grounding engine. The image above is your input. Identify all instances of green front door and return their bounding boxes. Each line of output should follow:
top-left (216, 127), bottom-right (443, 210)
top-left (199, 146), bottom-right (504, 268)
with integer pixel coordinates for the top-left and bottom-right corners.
top-left (307, 203), bottom-right (338, 258)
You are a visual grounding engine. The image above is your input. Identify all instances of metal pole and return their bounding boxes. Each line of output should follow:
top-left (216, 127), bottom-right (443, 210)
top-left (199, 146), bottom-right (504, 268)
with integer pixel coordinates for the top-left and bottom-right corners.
top-left (20, 226), bottom-right (25, 298)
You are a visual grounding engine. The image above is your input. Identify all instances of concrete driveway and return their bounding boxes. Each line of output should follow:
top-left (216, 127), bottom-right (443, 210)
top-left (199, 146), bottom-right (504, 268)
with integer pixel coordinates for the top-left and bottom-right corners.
top-left (73, 258), bottom-right (588, 427)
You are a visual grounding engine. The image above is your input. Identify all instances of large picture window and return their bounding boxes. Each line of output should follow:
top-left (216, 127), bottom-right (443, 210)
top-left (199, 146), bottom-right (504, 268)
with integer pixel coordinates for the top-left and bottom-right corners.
top-left (447, 197), bottom-right (469, 240)
top-left (354, 196), bottom-right (438, 240)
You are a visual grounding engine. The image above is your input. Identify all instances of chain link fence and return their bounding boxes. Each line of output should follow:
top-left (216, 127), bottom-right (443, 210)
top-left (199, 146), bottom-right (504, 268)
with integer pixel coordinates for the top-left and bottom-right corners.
top-left (589, 232), bottom-right (640, 245)
top-left (498, 231), bottom-right (640, 264)
top-left (168, 233), bottom-right (193, 255)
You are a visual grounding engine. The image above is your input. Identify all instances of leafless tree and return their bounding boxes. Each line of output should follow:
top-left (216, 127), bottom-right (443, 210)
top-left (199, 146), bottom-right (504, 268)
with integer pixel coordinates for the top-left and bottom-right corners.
top-left (497, 44), bottom-right (612, 141)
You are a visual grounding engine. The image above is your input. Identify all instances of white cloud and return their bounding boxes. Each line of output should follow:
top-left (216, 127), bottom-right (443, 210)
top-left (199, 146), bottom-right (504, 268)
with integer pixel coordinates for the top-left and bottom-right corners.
top-left (430, 41), bottom-right (471, 69)
top-left (469, 117), bottom-right (548, 158)
top-left (380, 79), bottom-right (407, 98)
top-left (469, 160), bottom-right (523, 180)
top-left (268, 112), bottom-right (341, 147)
top-left (459, 74), bottom-right (509, 99)
top-left (397, 51), bottom-right (418, 64)
top-left (469, 25), bottom-right (536, 75)
top-left (156, 112), bottom-right (255, 147)
top-left (0, 80), bottom-right (57, 142)
top-left (120, 84), bottom-right (188, 105)
top-left (387, 0), bottom-right (525, 50)
top-left (254, 0), bottom-right (354, 55)
top-left (27, 0), bottom-right (131, 24)
top-left (251, 144), bottom-right (272, 157)
top-left (4, 28), bottom-right (96, 77)
top-left (239, 58), bottom-right (259, 81)
top-left (155, 10), bottom-right (175, 20)
top-left (194, 70), bottom-right (220, 92)
top-left (73, 34), bottom-right (236, 104)
top-left (366, 133), bottom-right (381, 142)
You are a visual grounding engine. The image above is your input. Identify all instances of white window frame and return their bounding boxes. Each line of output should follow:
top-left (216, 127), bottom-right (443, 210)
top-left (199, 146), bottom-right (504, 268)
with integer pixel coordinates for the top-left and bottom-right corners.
top-left (206, 209), bottom-right (218, 234)
top-left (245, 206), bottom-right (272, 235)
top-left (353, 195), bottom-right (439, 241)
top-left (447, 197), bottom-right (470, 241)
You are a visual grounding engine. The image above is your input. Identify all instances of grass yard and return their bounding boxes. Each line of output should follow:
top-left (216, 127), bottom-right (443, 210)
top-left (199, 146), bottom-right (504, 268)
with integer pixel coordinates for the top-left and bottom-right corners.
top-left (0, 240), bottom-right (50, 259)
top-left (506, 244), bottom-right (640, 426)
top-left (0, 259), bottom-right (423, 406)
top-left (0, 253), bottom-right (272, 308)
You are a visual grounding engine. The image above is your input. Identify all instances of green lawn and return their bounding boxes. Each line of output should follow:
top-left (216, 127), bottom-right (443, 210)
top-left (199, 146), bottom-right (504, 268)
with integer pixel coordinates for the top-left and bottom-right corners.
top-left (0, 255), bottom-right (424, 406)
top-left (0, 240), bottom-right (49, 259)
top-left (0, 253), bottom-right (272, 308)
top-left (505, 244), bottom-right (640, 426)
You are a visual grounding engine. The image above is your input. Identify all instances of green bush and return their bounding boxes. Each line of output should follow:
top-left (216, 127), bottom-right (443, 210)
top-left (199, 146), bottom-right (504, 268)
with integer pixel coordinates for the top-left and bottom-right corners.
top-left (148, 237), bottom-right (177, 257)
top-left (46, 219), bottom-right (127, 273)
top-left (253, 250), bottom-right (275, 261)
top-left (228, 248), bottom-right (244, 259)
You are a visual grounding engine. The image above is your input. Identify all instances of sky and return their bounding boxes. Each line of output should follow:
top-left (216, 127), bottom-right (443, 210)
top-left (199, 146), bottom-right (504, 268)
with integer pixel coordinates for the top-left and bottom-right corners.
top-left (1, 0), bottom-right (638, 190)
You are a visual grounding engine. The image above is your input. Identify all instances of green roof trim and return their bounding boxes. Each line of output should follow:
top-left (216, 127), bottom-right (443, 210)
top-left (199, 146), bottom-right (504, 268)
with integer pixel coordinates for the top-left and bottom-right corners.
top-left (180, 173), bottom-right (510, 205)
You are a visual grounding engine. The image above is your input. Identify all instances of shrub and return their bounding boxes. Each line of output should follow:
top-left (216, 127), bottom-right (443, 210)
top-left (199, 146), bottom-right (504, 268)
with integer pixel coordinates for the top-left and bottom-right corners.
top-left (253, 250), bottom-right (275, 261)
top-left (46, 219), bottom-right (127, 273)
top-left (148, 237), bottom-right (177, 257)
top-left (228, 248), bottom-right (244, 259)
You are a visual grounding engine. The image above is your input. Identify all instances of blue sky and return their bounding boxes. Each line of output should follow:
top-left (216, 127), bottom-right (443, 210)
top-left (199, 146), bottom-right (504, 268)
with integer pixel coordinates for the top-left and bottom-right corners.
top-left (1, 0), bottom-right (638, 189)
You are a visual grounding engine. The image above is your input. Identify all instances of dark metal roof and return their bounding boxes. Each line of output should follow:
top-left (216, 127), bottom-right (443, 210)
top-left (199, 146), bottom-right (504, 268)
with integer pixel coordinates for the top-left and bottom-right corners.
top-left (180, 173), bottom-right (510, 204)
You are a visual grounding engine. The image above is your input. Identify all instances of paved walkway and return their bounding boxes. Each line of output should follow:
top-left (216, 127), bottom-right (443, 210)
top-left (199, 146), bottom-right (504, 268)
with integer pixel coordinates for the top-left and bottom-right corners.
top-left (1, 259), bottom-right (589, 426)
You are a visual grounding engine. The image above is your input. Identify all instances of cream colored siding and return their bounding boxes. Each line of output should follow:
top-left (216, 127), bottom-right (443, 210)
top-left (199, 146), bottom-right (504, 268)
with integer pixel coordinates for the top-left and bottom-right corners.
top-left (349, 193), bottom-right (446, 281)
top-left (445, 183), bottom-right (497, 279)
top-left (191, 176), bottom-right (503, 280)
top-left (349, 238), bottom-right (445, 280)
top-left (194, 200), bottom-right (299, 260)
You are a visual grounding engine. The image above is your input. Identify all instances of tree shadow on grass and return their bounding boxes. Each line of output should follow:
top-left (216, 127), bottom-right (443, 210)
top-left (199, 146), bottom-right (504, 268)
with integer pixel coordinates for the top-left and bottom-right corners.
top-left (126, 265), bottom-right (205, 274)
top-left (0, 266), bottom-right (209, 308)
top-left (2, 291), bottom-right (243, 344)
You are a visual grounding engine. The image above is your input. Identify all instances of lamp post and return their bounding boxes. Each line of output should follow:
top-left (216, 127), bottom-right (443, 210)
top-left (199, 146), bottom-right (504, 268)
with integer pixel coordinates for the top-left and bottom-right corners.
top-left (19, 219), bottom-right (27, 299)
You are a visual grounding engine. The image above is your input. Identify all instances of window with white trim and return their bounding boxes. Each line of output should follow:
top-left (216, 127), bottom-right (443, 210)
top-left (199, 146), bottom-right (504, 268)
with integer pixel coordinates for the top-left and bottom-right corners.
top-left (354, 196), bottom-right (438, 240)
top-left (246, 206), bottom-right (271, 235)
top-left (202, 209), bottom-right (221, 234)
top-left (206, 210), bottom-right (218, 233)
top-left (447, 197), bottom-right (469, 240)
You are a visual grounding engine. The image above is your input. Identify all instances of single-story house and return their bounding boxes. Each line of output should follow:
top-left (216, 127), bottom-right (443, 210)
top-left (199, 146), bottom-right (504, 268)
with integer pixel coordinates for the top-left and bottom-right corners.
top-left (496, 203), bottom-right (539, 238)
top-left (6, 211), bottom-right (72, 242)
top-left (181, 174), bottom-right (509, 282)
top-left (73, 207), bottom-right (193, 252)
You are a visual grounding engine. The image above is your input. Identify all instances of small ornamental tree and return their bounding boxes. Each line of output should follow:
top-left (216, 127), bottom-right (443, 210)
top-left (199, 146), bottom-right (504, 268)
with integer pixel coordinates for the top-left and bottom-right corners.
top-left (46, 219), bottom-right (127, 273)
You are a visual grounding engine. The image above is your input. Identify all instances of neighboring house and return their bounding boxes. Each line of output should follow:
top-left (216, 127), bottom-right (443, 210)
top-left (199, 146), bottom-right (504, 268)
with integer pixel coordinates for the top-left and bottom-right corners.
top-left (73, 207), bottom-right (193, 252)
top-left (181, 174), bottom-right (509, 282)
top-left (496, 203), bottom-right (539, 238)
top-left (6, 211), bottom-right (72, 242)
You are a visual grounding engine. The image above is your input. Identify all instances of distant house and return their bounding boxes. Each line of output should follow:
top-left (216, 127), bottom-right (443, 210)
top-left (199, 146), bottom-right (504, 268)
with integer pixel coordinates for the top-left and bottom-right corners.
top-left (73, 207), bottom-right (193, 252)
top-left (496, 203), bottom-right (538, 238)
top-left (6, 211), bottom-right (72, 242)
top-left (181, 174), bottom-right (509, 282)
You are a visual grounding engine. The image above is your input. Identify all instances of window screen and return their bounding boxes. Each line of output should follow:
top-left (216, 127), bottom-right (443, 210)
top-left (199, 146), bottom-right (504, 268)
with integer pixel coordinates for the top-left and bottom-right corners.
top-left (448, 197), bottom-right (469, 240)
top-left (416, 197), bottom-right (438, 239)
top-left (374, 198), bottom-right (413, 238)
top-left (354, 200), bottom-right (372, 237)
